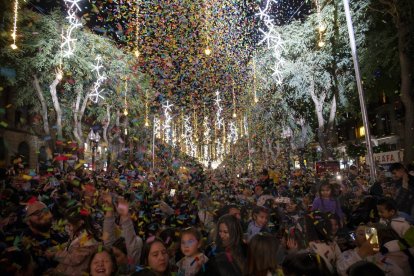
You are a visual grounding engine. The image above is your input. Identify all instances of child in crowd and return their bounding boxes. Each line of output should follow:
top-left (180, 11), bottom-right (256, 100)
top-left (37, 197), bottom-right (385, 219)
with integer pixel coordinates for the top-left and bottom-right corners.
top-left (312, 182), bottom-right (344, 225)
top-left (247, 206), bottom-right (269, 241)
top-left (377, 197), bottom-right (414, 253)
top-left (176, 227), bottom-right (208, 276)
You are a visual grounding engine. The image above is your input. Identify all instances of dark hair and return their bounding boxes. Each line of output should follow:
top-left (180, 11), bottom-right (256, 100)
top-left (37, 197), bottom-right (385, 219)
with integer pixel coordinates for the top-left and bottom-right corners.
top-left (216, 214), bottom-right (243, 249)
top-left (158, 228), bottom-right (178, 248)
top-left (88, 247), bottom-right (118, 276)
top-left (216, 214), bottom-right (245, 273)
top-left (215, 204), bottom-right (240, 222)
top-left (0, 249), bottom-right (33, 276)
top-left (66, 206), bottom-right (102, 242)
top-left (140, 238), bottom-right (170, 275)
top-left (304, 211), bottom-right (333, 243)
top-left (181, 227), bottom-right (202, 242)
top-left (252, 205), bottom-right (269, 220)
top-left (389, 163), bottom-right (405, 173)
top-left (347, 261), bottom-right (385, 276)
top-left (282, 252), bottom-right (331, 276)
top-left (245, 233), bottom-right (279, 276)
top-left (113, 237), bottom-right (127, 256)
top-left (377, 197), bottom-right (397, 212)
top-left (318, 182), bottom-right (332, 197)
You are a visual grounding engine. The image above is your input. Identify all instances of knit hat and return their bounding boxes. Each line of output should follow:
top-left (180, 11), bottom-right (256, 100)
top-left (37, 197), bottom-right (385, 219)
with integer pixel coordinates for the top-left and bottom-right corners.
top-left (26, 200), bottom-right (47, 217)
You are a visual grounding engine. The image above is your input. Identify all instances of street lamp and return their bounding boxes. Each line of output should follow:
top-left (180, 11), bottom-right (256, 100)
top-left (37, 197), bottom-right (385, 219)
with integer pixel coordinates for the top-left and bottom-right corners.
top-left (88, 129), bottom-right (101, 171)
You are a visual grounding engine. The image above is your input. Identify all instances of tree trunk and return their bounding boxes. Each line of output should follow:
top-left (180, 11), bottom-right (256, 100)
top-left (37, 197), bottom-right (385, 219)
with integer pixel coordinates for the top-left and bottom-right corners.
top-left (78, 90), bottom-right (91, 143)
top-left (33, 75), bottom-right (50, 137)
top-left (103, 105), bottom-right (110, 148)
top-left (397, 19), bottom-right (414, 166)
top-left (73, 86), bottom-right (83, 146)
top-left (49, 77), bottom-right (62, 140)
top-left (325, 95), bottom-right (337, 156)
top-left (310, 90), bottom-right (336, 160)
top-left (310, 85), bottom-right (330, 160)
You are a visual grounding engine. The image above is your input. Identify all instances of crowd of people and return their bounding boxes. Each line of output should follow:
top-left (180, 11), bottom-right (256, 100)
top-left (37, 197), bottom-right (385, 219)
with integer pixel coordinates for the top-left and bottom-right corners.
top-left (1, 156), bottom-right (414, 276)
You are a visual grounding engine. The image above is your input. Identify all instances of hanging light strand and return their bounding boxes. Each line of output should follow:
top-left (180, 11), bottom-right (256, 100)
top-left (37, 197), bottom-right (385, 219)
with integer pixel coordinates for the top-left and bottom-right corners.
top-left (89, 55), bottom-right (106, 103)
top-left (253, 57), bottom-right (258, 103)
top-left (232, 80), bottom-right (237, 118)
top-left (162, 101), bottom-right (173, 144)
top-left (123, 80), bottom-right (128, 116)
top-left (134, 0), bottom-right (141, 57)
top-left (144, 90), bottom-right (149, 127)
top-left (61, 0), bottom-right (82, 57)
top-left (10, 0), bottom-right (19, 50)
top-left (315, 0), bottom-right (325, 47)
top-left (256, 0), bottom-right (285, 85)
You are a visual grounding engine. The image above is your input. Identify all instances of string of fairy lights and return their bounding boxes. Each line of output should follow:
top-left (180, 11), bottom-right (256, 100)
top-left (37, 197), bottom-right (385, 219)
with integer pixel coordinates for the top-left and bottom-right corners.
top-left (90, 55), bottom-right (106, 103)
top-left (6, 0), bottom-right (321, 170)
top-left (256, 0), bottom-right (285, 85)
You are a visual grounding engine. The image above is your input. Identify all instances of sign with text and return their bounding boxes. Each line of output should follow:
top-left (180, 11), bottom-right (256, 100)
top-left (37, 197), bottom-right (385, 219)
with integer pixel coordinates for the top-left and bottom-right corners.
top-left (373, 150), bottom-right (403, 164)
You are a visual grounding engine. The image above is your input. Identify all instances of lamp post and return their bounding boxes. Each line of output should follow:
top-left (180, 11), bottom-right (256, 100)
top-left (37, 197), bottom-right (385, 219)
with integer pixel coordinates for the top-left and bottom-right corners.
top-left (88, 129), bottom-right (101, 171)
top-left (342, 0), bottom-right (376, 182)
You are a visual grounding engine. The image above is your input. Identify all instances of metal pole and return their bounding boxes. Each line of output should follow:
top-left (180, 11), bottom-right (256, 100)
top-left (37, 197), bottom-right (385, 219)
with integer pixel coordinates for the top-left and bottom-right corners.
top-left (92, 144), bottom-right (96, 171)
top-left (342, 0), bottom-right (376, 181)
top-left (152, 117), bottom-right (155, 170)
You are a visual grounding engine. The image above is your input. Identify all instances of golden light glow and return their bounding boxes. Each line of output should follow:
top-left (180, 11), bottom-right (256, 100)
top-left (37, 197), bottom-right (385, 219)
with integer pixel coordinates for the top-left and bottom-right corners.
top-left (318, 24), bottom-right (326, 33)
top-left (232, 112), bottom-right (237, 118)
top-left (134, 49), bottom-right (140, 57)
top-left (56, 71), bottom-right (63, 81)
top-left (123, 108), bottom-right (128, 116)
top-left (204, 47), bottom-right (211, 56)
top-left (318, 40), bottom-right (325, 47)
top-left (11, 0), bottom-right (19, 50)
top-left (359, 126), bottom-right (365, 137)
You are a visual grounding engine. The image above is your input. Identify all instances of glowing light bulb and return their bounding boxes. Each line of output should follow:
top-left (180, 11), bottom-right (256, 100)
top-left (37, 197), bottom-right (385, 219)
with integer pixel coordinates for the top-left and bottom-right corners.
top-left (318, 24), bottom-right (326, 32)
top-left (134, 49), bottom-right (140, 57)
top-left (232, 112), bottom-right (237, 118)
top-left (254, 97), bottom-right (258, 103)
top-left (56, 71), bottom-right (63, 80)
top-left (10, 44), bottom-right (17, 50)
top-left (145, 120), bottom-right (149, 127)
top-left (123, 108), bottom-right (128, 116)
top-left (204, 47), bottom-right (211, 56)
top-left (318, 40), bottom-right (325, 47)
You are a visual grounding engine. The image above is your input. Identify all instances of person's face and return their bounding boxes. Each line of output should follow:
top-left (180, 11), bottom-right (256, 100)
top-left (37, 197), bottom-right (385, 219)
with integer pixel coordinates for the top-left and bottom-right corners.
top-left (377, 204), bottom-right (396, 220)
top-left (320, 186), bottom-right (331, 198)
top-left (180, 233), bottom-right (200, 257)
top-left (147, 242), bottom-right (169, 274)
top-left (218, 223), bottom-right (230, 247)
top-left (286, 202), bottom-right (297, 213)
top-left (355, 226), bottom-right (367, 247)
top-left (330, 219), bottom-right (339, 236)
top-left (90, 251), bottom-right (114, 276)
top-left (391, 169), bottom-right (404, 180)
top-left (254, 186), bottom-right (263, 196)
top-left (356, 177), bottom-right (364, 185)
top-left (112, 247), bottom-right (128, 265)
top-left (254, 211), bottom-right (269, 227)
top-left (66, 220), bottom-right (84, 237)
top-left (228, 207), bottom-right (241, 220)
top-left (27, 208), bottom-right (53, 233)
